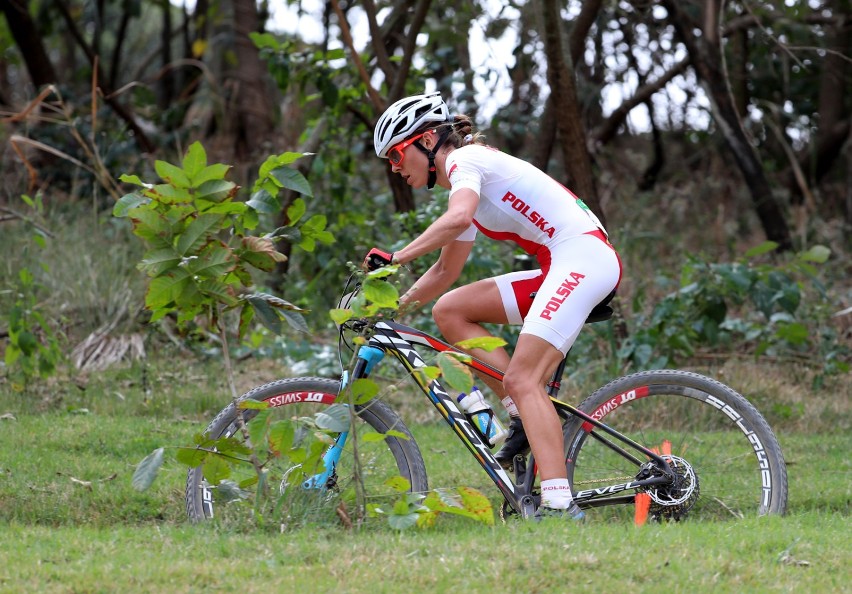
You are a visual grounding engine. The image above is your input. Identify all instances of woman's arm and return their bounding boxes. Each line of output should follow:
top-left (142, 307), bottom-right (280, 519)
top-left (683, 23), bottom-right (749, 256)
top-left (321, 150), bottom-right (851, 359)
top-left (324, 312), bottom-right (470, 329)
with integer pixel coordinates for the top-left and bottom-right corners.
top-left (392, 189), bottom-right (479, 265)
top-left (400, 239), bottom-right (474, 308)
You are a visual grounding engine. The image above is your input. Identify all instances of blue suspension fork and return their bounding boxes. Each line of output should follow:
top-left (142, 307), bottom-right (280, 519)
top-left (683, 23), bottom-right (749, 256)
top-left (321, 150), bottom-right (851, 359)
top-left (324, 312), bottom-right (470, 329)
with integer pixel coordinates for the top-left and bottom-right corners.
top-left (301, 346), bottom-right (386, 490)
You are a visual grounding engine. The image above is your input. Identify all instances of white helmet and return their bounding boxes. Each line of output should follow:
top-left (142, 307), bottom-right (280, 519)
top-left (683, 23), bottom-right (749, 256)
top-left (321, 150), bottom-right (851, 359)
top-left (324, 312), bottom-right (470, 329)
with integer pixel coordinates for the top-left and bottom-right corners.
top-left (374, 92), bottom-right (450, 158)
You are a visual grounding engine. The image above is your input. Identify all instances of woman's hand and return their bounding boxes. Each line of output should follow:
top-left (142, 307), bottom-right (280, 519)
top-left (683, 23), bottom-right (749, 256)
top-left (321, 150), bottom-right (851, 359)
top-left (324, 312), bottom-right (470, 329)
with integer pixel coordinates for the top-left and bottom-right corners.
top-left (363, 248), bottom-right (394, 271)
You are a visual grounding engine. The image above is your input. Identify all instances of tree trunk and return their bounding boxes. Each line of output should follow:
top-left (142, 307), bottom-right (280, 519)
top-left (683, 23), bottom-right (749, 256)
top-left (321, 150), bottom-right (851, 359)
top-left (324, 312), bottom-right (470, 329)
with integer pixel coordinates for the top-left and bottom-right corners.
top-left (805, 0), bottom-right (850, 189)
top-left (218, 0), bottom-right (275, 162)
top-left (0, 0), bottom-right (57, 89)
top-left (537, 0), bottom-right (604, 225)
top-left (663, 0), bottom-right (792, 250)
top-left (157, 0), bottom-right (174, 110)
top-left (342, 0), bottom-right (430, 212)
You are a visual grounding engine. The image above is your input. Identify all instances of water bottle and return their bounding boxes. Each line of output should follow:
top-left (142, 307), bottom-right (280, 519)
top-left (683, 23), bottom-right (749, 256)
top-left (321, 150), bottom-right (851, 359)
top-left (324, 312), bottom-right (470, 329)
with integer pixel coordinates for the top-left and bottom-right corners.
top-left (457, 386), bottom-right (508, 448)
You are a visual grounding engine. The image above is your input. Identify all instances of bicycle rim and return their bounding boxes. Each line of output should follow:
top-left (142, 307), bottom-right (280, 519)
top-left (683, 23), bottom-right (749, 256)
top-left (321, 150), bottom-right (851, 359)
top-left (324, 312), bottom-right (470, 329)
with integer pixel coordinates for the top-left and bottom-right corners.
top-left (563, 370), bottom-right (787, 522)
top-left (185, 377), bottom-right (428, 528)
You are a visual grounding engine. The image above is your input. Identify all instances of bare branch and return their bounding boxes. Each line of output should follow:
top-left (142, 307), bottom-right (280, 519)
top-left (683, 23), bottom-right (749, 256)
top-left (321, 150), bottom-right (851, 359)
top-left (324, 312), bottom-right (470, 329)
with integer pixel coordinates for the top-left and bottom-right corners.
top-left (52, 0), bottom-right (157, 154)
top-left (591, 58), bottom-right (690, 146)
top-left (329, 0), bottom-right (384, 110)
top-left (361, 0), bottom-right (396, 81)
top-left (388, 0), bottom-right (433, 103)
top-left (568, 0), bottom-right (602, 63)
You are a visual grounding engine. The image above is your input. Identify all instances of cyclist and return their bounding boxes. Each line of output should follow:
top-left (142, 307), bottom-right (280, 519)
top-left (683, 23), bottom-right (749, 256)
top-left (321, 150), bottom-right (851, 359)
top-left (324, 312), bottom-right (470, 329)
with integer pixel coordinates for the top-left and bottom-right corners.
top-left (364, 92), bottom-right (622, 520)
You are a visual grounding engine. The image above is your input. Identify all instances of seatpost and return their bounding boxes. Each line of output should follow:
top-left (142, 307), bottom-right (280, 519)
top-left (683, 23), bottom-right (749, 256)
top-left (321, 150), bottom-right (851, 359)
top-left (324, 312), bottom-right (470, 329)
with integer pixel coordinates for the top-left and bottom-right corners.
top-left (546, 352), bottom-right (570, 397)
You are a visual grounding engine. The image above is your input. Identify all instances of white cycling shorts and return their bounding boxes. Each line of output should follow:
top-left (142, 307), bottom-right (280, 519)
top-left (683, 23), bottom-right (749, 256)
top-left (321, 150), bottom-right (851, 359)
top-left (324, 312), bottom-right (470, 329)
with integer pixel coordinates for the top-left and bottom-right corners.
top-left (492, 232), bottom-right (622, 355)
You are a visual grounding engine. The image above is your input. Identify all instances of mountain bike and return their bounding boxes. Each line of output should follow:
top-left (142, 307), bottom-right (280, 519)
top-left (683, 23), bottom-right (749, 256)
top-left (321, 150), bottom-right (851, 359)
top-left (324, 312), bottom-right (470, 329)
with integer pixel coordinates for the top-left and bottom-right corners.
top-left (185, 276), bottom-right (788, 525)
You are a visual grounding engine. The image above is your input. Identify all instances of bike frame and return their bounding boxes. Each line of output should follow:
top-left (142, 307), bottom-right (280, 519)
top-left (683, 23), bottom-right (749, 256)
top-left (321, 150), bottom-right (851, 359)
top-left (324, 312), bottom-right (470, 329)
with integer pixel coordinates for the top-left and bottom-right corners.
top-left (332, 319), bottom-right (676, 519)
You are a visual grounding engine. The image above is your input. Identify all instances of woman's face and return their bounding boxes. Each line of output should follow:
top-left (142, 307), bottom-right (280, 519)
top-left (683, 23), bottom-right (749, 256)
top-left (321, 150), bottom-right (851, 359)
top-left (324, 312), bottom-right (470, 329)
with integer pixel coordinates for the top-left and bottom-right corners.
top-left (389, 132), bottom-right (434, 189)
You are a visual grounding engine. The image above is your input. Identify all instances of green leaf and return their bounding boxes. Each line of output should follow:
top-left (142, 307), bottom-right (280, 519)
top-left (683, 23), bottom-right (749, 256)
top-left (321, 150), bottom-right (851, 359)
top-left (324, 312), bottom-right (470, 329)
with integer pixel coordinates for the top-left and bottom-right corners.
top-left (182, 142), bottom-right (207, 180)
top-left (361, 431), bottom-right (388, 443)
top-left (201, 453), bottom-right (231, 485)
top-left (388, 512), bottom-right (420, 530)
top-left (195, 279), bottom-right (239, 307)
top-left (384, 476), bottom-right (411, 493)
top-left (329, 308), bottom-right (353, 324)
top-left (113, 193), bottom-right (149, 217)
top-left (412, 366), bottom-right (441, 385)
top-left (196, 179), bottom-right (237, 203)
top-left (298, 236), bottom-right (316, 252)
top-left (457, 486), bottom-right (494, 525)
top-left (155, 160), bottom-right (191, 188)
top-left (149, 183), bottom-right (192, 204)
top-left (365, 265), bottom-right (399, 280)
top-left (246, 189), bottom-right (280, 214)
top-left (315, 403), bottom-right (350, 432)
top-left (132, 447), bottom-right (164, 491)
top-left (281, 310), bottom-right (309, 334)
top-left (211, 436), bottom-right (253, 457)
top-left (437, 353), bottom-right (473, 394)
top-left (175, 447), bottom-right (207, 467)
top-left (237, 399), bottom-right (269, 410)
top-left (129, 209), bottom-right (173, 242)
top-left (323, 48), bottom-right (345, 60)
top-left (270, 166), bottom-right (313, 197)
top-left (247, 296), bottom-right (281, 334)
top-left (176, 213), bottom-right (224, 255)
top-left (249, 31), bottom-right (280, 50)
top-left (193, 163), bottom-right (231, 187)
top-left (118, 173), bottom-right (151, 188)
top-left (185, 244), bottom-right (234, 279)
top-left (314, 230), bottom-right (335, 245)
top-left (744, 241), bottom-right (779, 259)
top-left (350, 378), bottom-right (378, 405)
top-left (775, 322), bottom-right (809, 345)
top-left (454, 336), bottom-right (507, 352)
top-left (214, 479), bottom-right (249, 503)
top-left (247, 409), bottom-right (271, 447)
top-left (145, 271), bottom-right (190, 309)
top-left (268, 421), bottom-right (295, 454)
top-left (799, 245), bottom-right (830, 264)
top-left (362, 278), bottom-right (399, 309)
top-left (261, 152), bottom-right (307, 175)
top-left (139, 247), bottom-right (182, 276)
top-left (287, 198), bottom-right (306, 224)
top-left (300, 213), bottom-right (327, 233)
top-left (16, 331), bottom-right (37, 356)
top-left (240, 236), bottom-right (287, 272)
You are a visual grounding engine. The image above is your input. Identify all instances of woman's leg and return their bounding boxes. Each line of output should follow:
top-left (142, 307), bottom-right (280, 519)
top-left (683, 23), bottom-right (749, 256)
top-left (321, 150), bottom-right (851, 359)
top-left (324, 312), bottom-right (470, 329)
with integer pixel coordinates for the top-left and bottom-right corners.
top-left (432, 278), bottom-right (511, 398)
top-left (501, 335), bottom-right (566, 480)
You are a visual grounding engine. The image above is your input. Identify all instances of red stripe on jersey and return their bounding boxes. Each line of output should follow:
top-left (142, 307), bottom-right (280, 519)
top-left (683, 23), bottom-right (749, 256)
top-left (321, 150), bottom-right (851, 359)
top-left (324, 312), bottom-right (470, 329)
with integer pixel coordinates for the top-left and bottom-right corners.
top-left (471, 221), bottom-right (552, 275)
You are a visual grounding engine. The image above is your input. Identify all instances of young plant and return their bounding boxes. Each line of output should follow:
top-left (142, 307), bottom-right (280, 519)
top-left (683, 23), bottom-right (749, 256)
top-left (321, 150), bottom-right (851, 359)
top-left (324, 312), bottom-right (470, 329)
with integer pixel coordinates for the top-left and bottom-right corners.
top-left (2, 193), bottom-right (63, 392)
top-left (125, 142), bottom-right (334, 504)
top-left (620, 242), bottom-right (839, 371)
top-left (333, 271), bottom-right (501, 528)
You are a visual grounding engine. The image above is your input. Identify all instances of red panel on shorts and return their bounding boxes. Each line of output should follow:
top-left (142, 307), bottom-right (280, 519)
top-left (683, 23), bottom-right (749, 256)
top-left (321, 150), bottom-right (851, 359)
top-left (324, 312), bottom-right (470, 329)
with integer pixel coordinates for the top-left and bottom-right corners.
top-left (511, 273), bottom-right (545, 318)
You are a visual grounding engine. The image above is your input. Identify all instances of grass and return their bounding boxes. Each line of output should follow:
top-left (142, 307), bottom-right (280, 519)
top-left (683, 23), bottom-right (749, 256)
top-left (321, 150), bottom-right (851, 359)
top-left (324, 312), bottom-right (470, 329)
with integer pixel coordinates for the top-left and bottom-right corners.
top-left (2, 515), bottom-right (848, 593)
top-left (0, 356), bottom-right (850, 592)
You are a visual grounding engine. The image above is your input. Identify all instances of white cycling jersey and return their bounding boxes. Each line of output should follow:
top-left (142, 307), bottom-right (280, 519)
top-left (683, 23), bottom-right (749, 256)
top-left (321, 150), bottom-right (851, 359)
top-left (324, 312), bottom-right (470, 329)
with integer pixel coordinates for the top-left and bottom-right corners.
top-left (444, 144), bottom-right (621, 354)
top-left (446, 144), bottom-right (606, 257)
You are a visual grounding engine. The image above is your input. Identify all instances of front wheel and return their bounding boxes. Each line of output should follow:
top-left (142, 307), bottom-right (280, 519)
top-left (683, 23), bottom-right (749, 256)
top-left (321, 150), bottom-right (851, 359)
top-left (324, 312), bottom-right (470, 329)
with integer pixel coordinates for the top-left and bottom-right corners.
top-left (563, 370), bottom-right (788, 521)
top-left (185, 377), bottom-right (428, 527)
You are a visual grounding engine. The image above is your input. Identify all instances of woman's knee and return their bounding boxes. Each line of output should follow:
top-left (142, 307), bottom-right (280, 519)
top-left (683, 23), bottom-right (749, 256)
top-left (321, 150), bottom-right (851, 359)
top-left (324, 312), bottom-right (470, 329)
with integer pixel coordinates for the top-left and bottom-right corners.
top-left (432, 291), bottom-right (463, 331)
top-left (502, 369), bottom-right (536, 399)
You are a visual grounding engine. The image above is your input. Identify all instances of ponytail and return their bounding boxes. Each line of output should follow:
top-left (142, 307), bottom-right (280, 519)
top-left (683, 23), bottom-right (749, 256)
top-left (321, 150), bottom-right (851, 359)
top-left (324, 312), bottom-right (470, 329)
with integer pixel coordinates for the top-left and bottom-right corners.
top-left (448, 114), bottom-right (484, 147)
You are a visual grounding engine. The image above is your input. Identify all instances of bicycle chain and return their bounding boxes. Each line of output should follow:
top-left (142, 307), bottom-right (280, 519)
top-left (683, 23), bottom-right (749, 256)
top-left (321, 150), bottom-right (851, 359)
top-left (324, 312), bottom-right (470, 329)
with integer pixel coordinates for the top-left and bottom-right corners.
top-left (573, 475), bottom-right (633, 485)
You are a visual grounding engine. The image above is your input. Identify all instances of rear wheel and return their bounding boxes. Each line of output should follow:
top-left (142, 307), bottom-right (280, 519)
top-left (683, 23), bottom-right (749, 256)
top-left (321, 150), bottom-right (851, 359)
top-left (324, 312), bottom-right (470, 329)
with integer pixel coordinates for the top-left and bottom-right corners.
top-left (562, 370), bottom-right (787, 521)
top-left (185, 377), bottom-right (428, 527)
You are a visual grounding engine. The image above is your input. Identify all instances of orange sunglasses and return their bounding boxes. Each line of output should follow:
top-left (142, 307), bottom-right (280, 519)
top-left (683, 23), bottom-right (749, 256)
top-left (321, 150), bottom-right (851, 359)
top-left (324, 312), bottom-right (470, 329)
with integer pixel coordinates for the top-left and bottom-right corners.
top-left (387, 130), bottom-right (433, 166)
